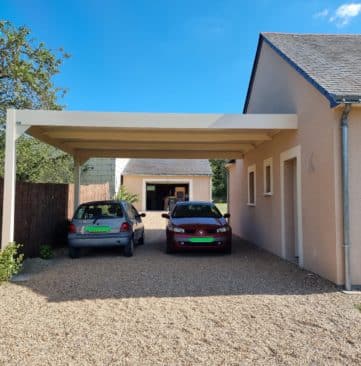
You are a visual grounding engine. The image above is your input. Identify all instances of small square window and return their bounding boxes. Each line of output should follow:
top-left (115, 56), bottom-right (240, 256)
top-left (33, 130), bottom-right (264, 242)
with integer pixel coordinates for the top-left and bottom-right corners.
top-left (263, 158), bottom-right (273, 196)
top-left (247, 164), bottom-right (256, 206)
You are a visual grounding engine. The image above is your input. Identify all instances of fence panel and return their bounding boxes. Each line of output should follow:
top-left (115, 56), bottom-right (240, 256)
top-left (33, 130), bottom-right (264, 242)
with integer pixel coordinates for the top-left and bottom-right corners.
top-left (0, 180), bottom-right (109, 257)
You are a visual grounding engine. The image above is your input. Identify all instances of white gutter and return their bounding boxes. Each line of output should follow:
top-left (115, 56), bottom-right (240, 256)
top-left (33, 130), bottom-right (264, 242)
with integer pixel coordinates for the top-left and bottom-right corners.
top-left (340, 103), bottom-right (352, 290)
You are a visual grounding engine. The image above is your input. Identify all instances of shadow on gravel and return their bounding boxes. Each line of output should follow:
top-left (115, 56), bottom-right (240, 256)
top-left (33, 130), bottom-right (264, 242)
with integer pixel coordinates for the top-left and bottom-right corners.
top-left (15, 229), bottom-right (338, 302)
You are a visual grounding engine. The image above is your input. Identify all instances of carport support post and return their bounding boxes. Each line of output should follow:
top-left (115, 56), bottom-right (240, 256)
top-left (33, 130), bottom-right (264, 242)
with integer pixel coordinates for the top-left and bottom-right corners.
top-left (1, 109), bottom-right (17, 249)
top-left (74, 157), bottom-right (81, 212)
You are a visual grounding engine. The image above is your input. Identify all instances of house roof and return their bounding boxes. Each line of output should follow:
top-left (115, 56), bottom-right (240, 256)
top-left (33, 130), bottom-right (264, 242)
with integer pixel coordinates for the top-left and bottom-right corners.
top-left (244, 33), bottom-right (361, 111)
top-left (122, 159), bottom-right (212, 176)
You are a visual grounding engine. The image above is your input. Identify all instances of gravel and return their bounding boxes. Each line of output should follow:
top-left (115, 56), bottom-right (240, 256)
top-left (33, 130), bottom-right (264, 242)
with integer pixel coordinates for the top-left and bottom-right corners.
top-left (0, 212), bottom-right (361, 365)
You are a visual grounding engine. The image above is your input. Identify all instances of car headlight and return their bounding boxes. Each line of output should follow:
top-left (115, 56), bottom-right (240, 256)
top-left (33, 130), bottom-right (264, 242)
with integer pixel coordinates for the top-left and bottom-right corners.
top-left (217, 226), bottom-right (229, 233)
top-left (171, 226), bottom-right (185, 233)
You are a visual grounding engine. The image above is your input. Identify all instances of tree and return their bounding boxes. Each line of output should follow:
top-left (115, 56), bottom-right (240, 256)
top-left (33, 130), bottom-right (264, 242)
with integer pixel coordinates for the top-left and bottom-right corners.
top-left (115, 186), bottom-right (139, 203)
top-left (0, 20), bottom-right (73, 183)
top-left (209, 159), bottom-right (228, 202)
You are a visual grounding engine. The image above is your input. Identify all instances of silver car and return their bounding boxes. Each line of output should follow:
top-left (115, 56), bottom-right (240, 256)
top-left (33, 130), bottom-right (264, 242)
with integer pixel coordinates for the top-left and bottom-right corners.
top-left (68, 200), bottom-right (145, 258)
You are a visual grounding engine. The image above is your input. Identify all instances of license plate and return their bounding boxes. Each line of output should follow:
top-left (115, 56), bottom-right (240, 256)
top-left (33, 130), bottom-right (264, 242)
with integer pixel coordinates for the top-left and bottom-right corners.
top-left (84, 225), bottom-right (111, 233)
top-left (189, 237), bottom-right (214, 243)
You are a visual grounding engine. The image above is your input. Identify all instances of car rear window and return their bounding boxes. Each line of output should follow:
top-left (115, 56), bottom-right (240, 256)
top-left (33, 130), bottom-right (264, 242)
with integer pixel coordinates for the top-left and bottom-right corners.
top-left (74, 203), bottom-right (124, 220)
top-left (172, 204), bottom-right (222, 218)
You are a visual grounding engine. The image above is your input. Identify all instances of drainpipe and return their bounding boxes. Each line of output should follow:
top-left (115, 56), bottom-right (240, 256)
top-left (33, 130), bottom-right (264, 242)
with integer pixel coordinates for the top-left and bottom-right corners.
top-left (341, 103), bottom-right (352, 291)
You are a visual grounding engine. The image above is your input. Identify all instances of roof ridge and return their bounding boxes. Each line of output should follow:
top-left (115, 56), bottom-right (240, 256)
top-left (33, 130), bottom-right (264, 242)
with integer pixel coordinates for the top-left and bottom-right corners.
top-left (262, 32), bottom-right (361, 37)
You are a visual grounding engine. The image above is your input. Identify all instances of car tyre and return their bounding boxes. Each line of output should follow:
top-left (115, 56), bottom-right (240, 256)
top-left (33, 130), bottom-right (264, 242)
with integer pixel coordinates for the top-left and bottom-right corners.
top-left (69, 246), bottom-right (80, 259)
top-left (138, 232), bottom-right (145, 245)
top-left (166, 241), bottom-right (174, 254)
top-left (124, 237), bottom-right (134, 257)
top-left (224, 243), bottom-right (232, 255)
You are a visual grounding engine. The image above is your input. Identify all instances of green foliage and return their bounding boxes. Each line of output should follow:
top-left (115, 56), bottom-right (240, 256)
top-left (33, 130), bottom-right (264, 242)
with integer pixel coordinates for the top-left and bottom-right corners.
top-left (0, 134), bottom-right (74, 183)
top-left (0, 20), bottom-right (70, 122)
top-left (209, 160), bottom-right (228, 202)
top-left (216, 203), bottom-right (228, 215)
top-left (115, 186), bottom-right (139, 203)
top-left (39, 244), bottom-right (53, 260)
top-left (0, 20), bottom-right (73, 183)
top-left (0, 242), bottom-right (24, 282)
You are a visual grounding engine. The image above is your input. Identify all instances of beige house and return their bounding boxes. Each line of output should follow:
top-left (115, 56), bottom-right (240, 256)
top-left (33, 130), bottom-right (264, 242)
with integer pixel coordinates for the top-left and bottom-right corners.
top-left (121, 159), bottom-right (212, 211)
top-left (227, 33), bottom-right (361, 289)
top-left (2, 33), bottom-right (360, 290)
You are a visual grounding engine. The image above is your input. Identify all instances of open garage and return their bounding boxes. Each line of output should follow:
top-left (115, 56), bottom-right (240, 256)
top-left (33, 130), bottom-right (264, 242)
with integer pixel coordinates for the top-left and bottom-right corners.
top-left (146, 182), bottom-right (189, 211)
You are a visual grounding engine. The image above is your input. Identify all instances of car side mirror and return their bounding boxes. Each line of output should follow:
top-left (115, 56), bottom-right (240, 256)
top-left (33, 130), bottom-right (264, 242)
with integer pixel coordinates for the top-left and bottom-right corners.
top-left (223, 213), bottom-right (231, 218)
top-left (162, 213), bottom-right (170, 219)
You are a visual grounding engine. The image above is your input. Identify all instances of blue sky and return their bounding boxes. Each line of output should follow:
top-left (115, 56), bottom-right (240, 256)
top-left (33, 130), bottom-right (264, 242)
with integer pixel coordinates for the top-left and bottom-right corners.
top-left (2, 0), bottom-right (361, 113)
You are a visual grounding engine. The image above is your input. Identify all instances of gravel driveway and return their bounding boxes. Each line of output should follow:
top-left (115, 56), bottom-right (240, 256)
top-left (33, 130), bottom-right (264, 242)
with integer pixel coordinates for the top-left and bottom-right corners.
top-left (1, 212), bottom-right (361, 365)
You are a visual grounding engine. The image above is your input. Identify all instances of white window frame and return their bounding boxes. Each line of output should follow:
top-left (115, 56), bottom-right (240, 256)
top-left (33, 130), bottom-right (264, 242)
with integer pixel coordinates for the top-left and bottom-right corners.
top-left (263, 157), bottom-right (273, 196)
top-left (247, 164), bottom-right (256, 206)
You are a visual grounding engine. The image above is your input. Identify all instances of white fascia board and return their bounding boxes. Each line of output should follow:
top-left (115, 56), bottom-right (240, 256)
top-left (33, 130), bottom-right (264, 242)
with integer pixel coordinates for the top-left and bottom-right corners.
top-left (14, 110), bottom-right (298, 130)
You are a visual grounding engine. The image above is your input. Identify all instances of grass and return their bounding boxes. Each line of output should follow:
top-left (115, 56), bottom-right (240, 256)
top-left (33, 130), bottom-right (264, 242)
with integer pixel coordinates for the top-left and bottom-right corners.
top-left (216, 203), bottom-right (228, 214)
top-left (355, 304), bottom-right (361, 313)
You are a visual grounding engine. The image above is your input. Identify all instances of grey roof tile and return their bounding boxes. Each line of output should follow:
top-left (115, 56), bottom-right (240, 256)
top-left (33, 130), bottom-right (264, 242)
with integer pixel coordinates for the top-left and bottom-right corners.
top-left (122, 159), bottom-right (212, 176)
top-left (262, 33), bottom-right (361, 104)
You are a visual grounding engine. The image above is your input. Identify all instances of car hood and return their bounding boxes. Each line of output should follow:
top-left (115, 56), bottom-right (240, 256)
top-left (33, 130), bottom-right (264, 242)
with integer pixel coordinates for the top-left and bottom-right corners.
top-left (171, 217), bottom-right (226, 227)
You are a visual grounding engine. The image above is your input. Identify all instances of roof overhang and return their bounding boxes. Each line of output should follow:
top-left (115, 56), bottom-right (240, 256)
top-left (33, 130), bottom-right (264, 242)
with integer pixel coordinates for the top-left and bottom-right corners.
top-left (14, 110), bottom-right (298, 162)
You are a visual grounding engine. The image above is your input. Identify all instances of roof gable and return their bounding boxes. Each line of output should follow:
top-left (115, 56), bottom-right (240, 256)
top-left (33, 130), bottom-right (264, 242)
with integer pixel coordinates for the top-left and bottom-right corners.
top-left (244, 33), bottom-right (361, 112)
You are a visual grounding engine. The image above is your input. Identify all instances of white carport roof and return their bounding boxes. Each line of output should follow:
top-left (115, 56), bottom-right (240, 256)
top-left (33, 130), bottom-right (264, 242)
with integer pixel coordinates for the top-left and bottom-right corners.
top-left (17, 110), bottom-right (297, 161)
top-left (2, 109), bottom-right (298, 248)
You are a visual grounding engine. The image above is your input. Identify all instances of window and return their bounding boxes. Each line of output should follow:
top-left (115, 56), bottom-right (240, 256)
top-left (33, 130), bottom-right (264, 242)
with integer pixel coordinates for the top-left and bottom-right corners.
top-left (263, 158), bottom-right (273, 196)
top-left (74, 203), bottom-right (123, 219)
top-left (124, 202), bottom-right (136, 221)
top-left (247, 164), bottom-right (256, 206)
top-left (172, 203), bottom-right (222, 218)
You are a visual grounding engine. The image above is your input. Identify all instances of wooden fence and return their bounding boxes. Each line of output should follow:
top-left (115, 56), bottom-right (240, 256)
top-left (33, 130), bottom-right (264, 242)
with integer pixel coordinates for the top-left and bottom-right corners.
top-left (0, 180), bottom-right (109, 257)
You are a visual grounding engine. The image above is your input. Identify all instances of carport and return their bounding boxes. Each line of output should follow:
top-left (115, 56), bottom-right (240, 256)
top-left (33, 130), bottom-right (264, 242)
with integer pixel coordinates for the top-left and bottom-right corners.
top-left (1, 109), bottom-right (298, 248)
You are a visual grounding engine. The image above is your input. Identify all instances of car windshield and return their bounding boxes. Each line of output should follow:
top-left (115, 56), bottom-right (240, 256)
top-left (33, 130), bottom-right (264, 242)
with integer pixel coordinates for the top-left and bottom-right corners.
top-left (172, 204), bottom-right (222, 218)
top-left (74, 203), bottom-right (123, 220)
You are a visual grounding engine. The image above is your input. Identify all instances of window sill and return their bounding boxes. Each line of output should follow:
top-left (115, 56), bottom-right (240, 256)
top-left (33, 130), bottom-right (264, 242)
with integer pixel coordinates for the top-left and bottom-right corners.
top-left (247, 203), bottom-right (256, 207)
top-left (264, 192), bottom-right (273, 197)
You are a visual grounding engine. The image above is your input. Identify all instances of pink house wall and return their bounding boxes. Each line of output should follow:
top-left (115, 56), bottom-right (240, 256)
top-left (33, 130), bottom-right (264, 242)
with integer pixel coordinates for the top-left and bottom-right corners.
top-left (229, 41), bottom-right (346, 285)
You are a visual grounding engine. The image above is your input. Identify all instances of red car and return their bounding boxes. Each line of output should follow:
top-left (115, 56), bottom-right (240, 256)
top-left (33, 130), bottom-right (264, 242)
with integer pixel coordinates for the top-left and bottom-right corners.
top-left (162, 201), bottom-right (232, 254)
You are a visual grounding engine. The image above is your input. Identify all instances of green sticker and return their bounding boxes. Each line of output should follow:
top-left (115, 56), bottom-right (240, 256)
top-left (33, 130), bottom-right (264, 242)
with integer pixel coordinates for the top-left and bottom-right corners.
top-left (189, 237), bottom-right (214, 243)
top-left (85, 225), bottom-right (111, 233)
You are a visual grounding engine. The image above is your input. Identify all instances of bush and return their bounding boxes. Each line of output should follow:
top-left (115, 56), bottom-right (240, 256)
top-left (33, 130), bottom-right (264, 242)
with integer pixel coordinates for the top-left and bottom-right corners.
top-left (115, 186), bottom-right (139, 203)
top-left (39, 244), bottom-right (53, 260)
top-left (0, 242), bottom-right (24, 283)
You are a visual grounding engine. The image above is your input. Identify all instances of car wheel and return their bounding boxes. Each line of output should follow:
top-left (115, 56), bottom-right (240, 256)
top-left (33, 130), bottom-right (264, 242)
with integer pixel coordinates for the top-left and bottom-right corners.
top-left (138, 232), bottom-right (145, 245)
top-left (224, 243), bottom-right (232, 255)
top-left (124, 237), bottom-right (134, 257)
top-left (166, 241), bottom-right (174, 254)
top-left (69, 246), bottom-right (80, 258)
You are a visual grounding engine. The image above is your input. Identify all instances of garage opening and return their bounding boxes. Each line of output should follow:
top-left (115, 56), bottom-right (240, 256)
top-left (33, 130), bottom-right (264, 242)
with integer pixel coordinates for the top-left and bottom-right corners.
top-left (146, 183), bottom-right (189, 211)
